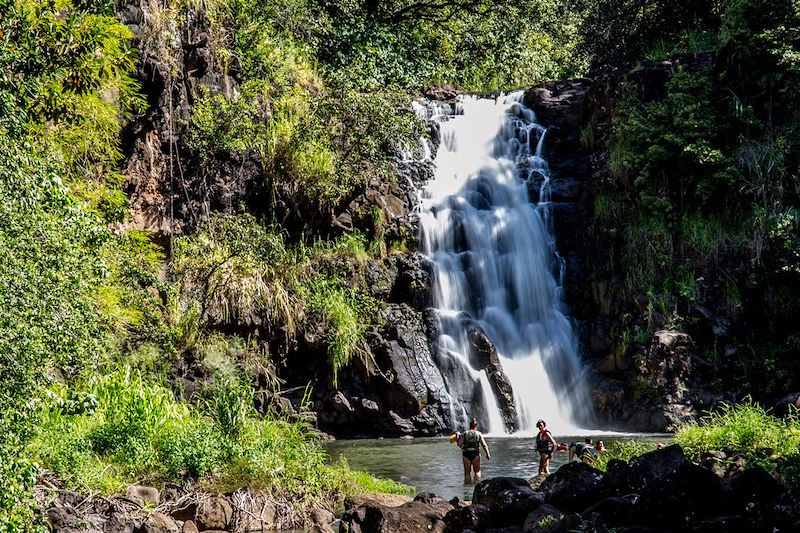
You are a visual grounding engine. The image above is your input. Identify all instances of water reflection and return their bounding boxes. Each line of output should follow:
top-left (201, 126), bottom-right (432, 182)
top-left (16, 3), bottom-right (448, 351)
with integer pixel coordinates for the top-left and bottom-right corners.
top-left (327, 435), bottom-right (669, 501)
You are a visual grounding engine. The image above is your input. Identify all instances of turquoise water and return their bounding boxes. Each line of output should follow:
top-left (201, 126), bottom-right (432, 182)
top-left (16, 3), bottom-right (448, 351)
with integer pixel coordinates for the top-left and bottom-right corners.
top-left (327, 434), bottom-right (669, 501)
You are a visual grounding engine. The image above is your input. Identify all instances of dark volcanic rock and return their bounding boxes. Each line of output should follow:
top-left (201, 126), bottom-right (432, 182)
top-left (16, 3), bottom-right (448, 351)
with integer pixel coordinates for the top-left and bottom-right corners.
top-left (313, 303), bottom-right (451, 436)
top-left (472, 477), bottom-right (545, 526)
top-left (523, 79), bottom-right (593, 136)
top-left (443, 504), bottom-right (492, 533)
top-left (627, 444), bottom-right (686, 492)
top-left (339, 498), bottom-right (452, 533)
top-left (544, 462), bottom-right (604, 512)
top-left (581, 494), bottom-right (639, 528)
top-left (522, 503), bottom-right (581, 533)
top-left (466, 325), bottom-right (517, 431)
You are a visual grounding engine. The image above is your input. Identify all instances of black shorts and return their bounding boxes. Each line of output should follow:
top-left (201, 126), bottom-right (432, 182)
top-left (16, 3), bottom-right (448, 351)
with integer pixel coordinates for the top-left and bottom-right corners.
top-left (463, 450), bottom-right (480, 461)
top-left (538, 450), bottom-right (552, 458)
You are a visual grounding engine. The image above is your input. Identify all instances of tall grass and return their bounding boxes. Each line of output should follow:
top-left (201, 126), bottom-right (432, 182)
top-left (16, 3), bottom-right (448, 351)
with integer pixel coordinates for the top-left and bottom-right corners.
top-left (175, 215), bottom-right (382, 386)
top-left (675, 400), bottom-right (800, 460)
top-left (593, 439), bottom-right (659, 472)
top-left (205, 381), bottom-right (252, 439)
top-left (30, 368), bottom-right (411, 506)
top-left (675, 400), bottom-right (800, 491)
top-left (172, 214), bottom-right (300, 332)
top-left (307, 278), bottom-right (376, 388)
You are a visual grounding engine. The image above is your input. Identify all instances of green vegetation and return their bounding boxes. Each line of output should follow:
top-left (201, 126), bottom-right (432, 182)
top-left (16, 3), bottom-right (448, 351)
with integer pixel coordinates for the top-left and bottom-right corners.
top-left (29, 370), bottom-right (412, 507)
top-left (312, 0), bottom-right (585, 91)
top-left (595, 403), bottom-right (800, 490)
top-left (173, 212), bottom-right (382, 383)
top-left (676, 401), bottom-right (800, 490)
top-left (573, 0), bottom-right (722, 68)
top-left (593, 439), bottom-right (660, 472)
top-left (1, 0), bottom-right (143, 526)
top-left (1, 0), bottom-right (419, 528)
top-left (2, 0), bottom-right (800, 528)
top-left (591, 0), bottom-right (800, 399)
top-left (307, 277), bottom-right (378, 387)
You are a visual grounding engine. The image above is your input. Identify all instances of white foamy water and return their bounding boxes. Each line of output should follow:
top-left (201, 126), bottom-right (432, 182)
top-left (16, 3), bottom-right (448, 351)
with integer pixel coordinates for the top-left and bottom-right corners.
top-left (419, 93), bottom-right (595, 435)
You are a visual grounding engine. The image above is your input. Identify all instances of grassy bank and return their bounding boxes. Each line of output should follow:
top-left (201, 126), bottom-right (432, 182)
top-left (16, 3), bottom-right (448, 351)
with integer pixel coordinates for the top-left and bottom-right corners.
top-left (594, 402), bottom-right (800, 493)
top-left (30, 369), bottom-right (411, 512)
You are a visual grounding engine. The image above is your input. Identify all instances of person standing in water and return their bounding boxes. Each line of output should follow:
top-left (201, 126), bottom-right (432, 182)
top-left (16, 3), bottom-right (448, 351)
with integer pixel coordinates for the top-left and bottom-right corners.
top-left (458, 417), bottom-right (491, 479)
top-left (535, 419), bottom-right (558, 476)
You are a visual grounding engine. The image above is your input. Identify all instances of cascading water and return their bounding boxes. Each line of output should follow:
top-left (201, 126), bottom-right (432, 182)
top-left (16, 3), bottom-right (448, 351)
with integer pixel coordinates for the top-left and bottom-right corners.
top-left (418, 93), bottom-right (594, 435)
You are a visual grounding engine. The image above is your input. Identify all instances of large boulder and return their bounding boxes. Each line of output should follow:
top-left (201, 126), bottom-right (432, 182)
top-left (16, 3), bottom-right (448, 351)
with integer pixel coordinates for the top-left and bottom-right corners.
top-left (626, 444), bottom-right (686, 492)
top-left (581, 494), bottom-right (639, 529)
top-left (344, 493), bottom-right (414, 510)
top-left (543, 462), bottom-right (604, 512)
top-left (127, 485), bottom-right (160, 506)
top-left (728, 466), bottom-right (783, 512)
top-left (442, 504), bottom-right (492, 533)
top-left (142, 512), bottom-right (179, 533)
top-left (472, 477), bottom-right (545, 526)
top-left (339, 497), bottom-right (453, 533)
top-left (522, 504), bottom-right (582, 533)
top-left (631, 464), bottom-right (723, 529)
top-left (195, 495), bottom-right (234, 531)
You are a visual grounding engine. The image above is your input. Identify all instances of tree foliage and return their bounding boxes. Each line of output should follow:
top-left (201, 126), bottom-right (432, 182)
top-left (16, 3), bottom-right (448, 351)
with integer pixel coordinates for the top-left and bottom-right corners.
top-left (595, 0), bottom-right (800, 399)
top-left (571, 0), bottom-right (722, 68)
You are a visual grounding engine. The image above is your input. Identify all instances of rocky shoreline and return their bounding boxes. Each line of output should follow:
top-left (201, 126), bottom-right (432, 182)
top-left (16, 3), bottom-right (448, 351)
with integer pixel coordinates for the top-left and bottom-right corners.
top-left (341, 443), bottom-right (797, 532)
top-left (41, 443), bottom-right (799, 532)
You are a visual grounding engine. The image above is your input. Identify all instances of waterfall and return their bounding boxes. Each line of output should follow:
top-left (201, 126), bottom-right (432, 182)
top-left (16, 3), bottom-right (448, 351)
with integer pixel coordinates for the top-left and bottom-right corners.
top-left (418, 93), bottom-right (594, 435)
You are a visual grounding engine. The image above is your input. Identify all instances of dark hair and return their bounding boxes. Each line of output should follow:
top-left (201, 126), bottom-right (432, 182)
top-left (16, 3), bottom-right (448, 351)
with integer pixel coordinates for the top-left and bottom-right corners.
top-left (536, 419), bottom-right (546, 428)
top-left (469, 417), bottom-right (478, 430)
top-left (584, 437), bottom-right (593, 444)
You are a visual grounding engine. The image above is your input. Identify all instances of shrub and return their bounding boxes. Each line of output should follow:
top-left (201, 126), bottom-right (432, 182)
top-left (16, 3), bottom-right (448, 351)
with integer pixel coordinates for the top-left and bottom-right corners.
top-left (610, 71), bottom-right (741, 210)
top-left (675, 400), bottom-right (799, 460)
top-left (172, 213), bottom-right (300, 330)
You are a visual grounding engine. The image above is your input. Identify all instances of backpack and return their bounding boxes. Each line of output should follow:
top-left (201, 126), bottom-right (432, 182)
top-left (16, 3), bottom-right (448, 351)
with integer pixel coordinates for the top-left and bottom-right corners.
top-left (536, 430), bottom-right (554, 453)
top-left (581, 445), bottom-right (598, 464)
top-left (462, 430), bottom-right (480, 451)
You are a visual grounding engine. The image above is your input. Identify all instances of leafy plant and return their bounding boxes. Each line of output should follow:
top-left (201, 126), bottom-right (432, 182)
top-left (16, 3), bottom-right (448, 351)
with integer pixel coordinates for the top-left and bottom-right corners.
top-left (307, 278), bottom-right (379, 387)
top-left (205, 381), bottom-right (253, 439)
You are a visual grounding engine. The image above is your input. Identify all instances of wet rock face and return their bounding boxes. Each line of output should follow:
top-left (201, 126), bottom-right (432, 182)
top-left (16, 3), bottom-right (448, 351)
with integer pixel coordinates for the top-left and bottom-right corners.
top-left (310, 302), bottom-right (452, 437)
top-left (466, 325), bottom-right (517, 432)
top-left (522, 78), bottom-right (595, 331)
top-left (522, 60), bottom-right (746, 433)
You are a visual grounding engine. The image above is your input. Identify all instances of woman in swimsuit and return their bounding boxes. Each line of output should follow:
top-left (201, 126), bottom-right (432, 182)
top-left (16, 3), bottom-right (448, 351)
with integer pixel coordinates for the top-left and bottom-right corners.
top-left (458, 417), bottom-right (492, 479)
top-left (535, 419), bottom-right (558, 476)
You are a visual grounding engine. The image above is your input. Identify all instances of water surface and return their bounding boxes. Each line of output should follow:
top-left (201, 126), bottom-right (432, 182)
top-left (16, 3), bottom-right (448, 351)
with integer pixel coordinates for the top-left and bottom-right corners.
top-left (327, 434), bottom-right (669, 501)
